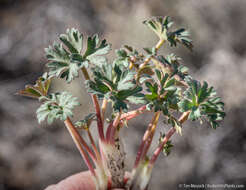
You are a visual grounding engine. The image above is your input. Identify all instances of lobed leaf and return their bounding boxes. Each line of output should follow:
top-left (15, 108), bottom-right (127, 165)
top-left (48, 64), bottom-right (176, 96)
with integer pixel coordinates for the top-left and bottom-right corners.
top-left (144, 16), bottom-right (193, 51)
top-left (84, 35), bottom-right (111, 67)
top-left (178, 77), bottom-right (225, 128)
top-left (36, 92), bottom-right (80, 124)
top-left (75, 113), bottom-right (96, 129)
top-left (17, 73), bottom-right (51, 99)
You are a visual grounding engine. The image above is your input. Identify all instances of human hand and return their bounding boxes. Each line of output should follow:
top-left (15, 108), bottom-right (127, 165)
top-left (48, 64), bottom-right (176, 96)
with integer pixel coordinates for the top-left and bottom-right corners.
top-left (45, 171), bottom-right (125, 190)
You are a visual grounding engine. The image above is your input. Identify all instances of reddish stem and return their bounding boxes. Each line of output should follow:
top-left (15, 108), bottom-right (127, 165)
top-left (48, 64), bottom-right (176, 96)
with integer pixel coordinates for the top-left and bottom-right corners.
top-left (91, 94), bottom-right (105, 141)
top-left (87, 129), bottom-right (101, 160)
top-left (64, 117), bottom-right (96, 176)
top-left (106, 122), bottom-right (113, 142)
top-left (149, 111), bottom-right (190, 165)
top-left (149, 127), bottom-right (176, 165)
top-left (101, 98), bottom-right (107, 123)
top-left (120, 105), bottom-right (146, 121)
top-left (109, 112), bottom-right (122, 144)
top-left (141, 131), bottom-right (154, 161)
top-left (81, 67), bottom-right (105, 141)
top-left (134, 111), bottom-right (160, 168)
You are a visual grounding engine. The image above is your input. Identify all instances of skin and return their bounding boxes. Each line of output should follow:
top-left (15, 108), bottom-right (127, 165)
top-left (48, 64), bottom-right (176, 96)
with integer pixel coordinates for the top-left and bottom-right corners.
top-left (45, 171), bottom-right (124, 190)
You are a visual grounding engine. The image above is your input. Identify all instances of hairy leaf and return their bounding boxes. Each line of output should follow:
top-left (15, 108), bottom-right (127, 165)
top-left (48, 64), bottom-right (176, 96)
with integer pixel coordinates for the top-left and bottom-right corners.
top-left (144, 16), bottom-right (193, 51)
top-left (45, 28), bottom-right (85, 83)
top-left (178, 77), bottom-right (225, 128)
top-left (59, 28), bottom-right (83, 54)
top-left (86, 63), bottom-right (143, 112)
top-left (159, 133), bottom-right (174, 156)
top-left (75, 113), bottom-right (96, 129)
top-left (84, 34), bottom-right (111, 67)
top-left (17, 72), bottom-right (51, 98)
top-left (37, 92), bottom-right (80, 124)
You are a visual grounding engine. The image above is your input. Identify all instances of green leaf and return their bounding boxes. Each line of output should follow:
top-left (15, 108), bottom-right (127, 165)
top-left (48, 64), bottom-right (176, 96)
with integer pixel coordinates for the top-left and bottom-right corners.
top-left (155, 69), bottom-right (162, 81)
top-left (143, 16), bottom-right (193, 50)
top-left (36, 92), bottom-right (80, 124)
top-left (70, 53), bottom-right (89, 68)
top-left (164, 77), bottom-right (176, 89)
top-left (145, 93), bottom-right (158, 101)
top-left (45, 29), bottom-right (110, 82)
top-left (126, 93), bottom-right (147, 104)
top-left (75, 113), bottom-right (96, 129)
top-left (167, 28), bottom-right (193, 51)
top-left (112, 99), bottom-right (128, 112)
top-left (59, 28), bottom-right (83, 54)
top-left (118, 86), bottom-right (142, 100)
top-left (85, 80), bottom-right (111, 96)
top-left (114, 46), bottom-right (143, 68)
top-left (17, 72), bottom-right (51, 99)
top-left (136, 66), bottom-right (154, 83)
top-left (145, 82), bottom-right (158, 94)
top-left (45, 29), bottom-right (84, 83)
top-left (178, 77), bottom-right (225, 128)
top-left (47, 61), bottom-right (83, 83)
top-left (143, 16), bottom-right (172, 40)
top-left (159, 133), bottom-right (174, 156)
top-left (117, 70), bottom-right (136, 91)
top-left (84, 35), bottom-right (111, 67)
top-left (168, 117), bottom-right (182, 135)
top-left (178, 99), bottom-right (193, 112)
top-left (189, 106), bottom-right (201, 120)
top-left (85, 63), bottom-right (143, 112)
top-left (116, 49), bottom-right (128, 58)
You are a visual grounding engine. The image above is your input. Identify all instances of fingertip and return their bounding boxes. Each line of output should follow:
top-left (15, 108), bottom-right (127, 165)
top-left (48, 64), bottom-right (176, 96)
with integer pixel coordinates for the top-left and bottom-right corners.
top-left (45, 171), bottom-right (96, 190)
top-left (44, 184), bottom-right (57, 190)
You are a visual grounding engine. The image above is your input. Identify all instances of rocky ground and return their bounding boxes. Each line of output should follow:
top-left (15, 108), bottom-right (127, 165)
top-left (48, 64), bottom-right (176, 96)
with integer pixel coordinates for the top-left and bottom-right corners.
top-left (0, 0), bottom-right (246, 189)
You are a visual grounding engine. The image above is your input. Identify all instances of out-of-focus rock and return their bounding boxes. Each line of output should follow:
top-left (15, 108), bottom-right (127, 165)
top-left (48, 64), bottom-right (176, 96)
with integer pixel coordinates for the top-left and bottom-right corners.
top-left (0, 0), bottom-right (246, 189)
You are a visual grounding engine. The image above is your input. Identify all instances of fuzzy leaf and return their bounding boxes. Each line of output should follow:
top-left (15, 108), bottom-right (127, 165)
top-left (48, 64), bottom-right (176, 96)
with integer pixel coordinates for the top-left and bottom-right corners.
top-left (84, 34), bottom-right (111, 67)
top-left (117, 70), bottom-right (136, 91)
top-left (168, 117), bottom-right (182, 135)
top-left (45, 28), bottom-right (85, 83)
top-left (17, 73), bottom-right (51, 99)
top-left (143, 16), bottom-right (173, 40)
top-left (59, 28), bottom-right (83, 54)
top-left (86, 63), bottom-right (143, 112)
top-left (36, 92), bottom-right (80, 124)
top-left (167, 29), bottom-right (193, 51)
top-left (144, 16), bottom-right (193, 50)
top-left (126, 93), bottom-right (147, 104)
top-left (178, 77), bottom-right (225, 128)
top-left (75, 113), bottom-right (96, 129)
top-left (159, 133), bottom-right (174, 156)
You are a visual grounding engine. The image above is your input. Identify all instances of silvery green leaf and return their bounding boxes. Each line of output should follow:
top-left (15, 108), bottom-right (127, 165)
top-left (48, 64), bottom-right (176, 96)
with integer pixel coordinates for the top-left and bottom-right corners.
top-left (84, 34), bottom-right (111, 67)
top-left (17, 73), bottom-right (51, 99)
top-left (36, 92), bottom-right (80, 124)
top-left (59, 28), bottom-right (83, 54)
top-left (45, 29), bottom-right (84, 83)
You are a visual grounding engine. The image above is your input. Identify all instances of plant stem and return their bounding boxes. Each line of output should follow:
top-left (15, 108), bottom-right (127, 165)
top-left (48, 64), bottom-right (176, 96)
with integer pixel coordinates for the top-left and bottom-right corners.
top-left (134, 111), bottom-right (161, 168)
top-left (81, 67), bottom-right (90, 80)
top-left (64, 117), bottom-right (96, 176)
top-left (155, 39), bottom-right (165, 50)
top-left (81, 67), bottom-right (105, 141)
top-left (87, 129), bottom-right (101, 160)
top-left (92, 94), bottom-right (105, 141)
top-left (106, 122), bottom-right (113, 142)
top-left (109, 112), bottom-right (122, 144)
top-left (101, 98), bottom-right (108, 123)
top-left (149, 111), bottom-right (190, 165)
top-left (141, 111), bottom-right (161, 159)
top-left (120, 105), bottom-right (147, 121)
top-left (139, 39), bottom-right (165, 69)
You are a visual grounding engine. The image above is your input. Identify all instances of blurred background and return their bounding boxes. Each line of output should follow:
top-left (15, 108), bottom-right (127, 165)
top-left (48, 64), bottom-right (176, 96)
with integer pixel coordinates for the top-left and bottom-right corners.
top-left (0, 0), bottom-right (246, 189)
